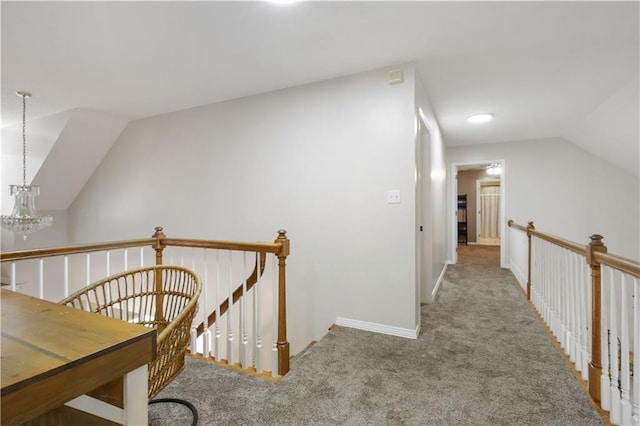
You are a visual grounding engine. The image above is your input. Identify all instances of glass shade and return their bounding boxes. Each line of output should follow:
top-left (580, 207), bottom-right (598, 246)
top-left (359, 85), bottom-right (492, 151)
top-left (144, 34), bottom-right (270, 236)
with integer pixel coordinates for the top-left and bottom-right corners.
top-left (0, 185), bottom-right (53, 238)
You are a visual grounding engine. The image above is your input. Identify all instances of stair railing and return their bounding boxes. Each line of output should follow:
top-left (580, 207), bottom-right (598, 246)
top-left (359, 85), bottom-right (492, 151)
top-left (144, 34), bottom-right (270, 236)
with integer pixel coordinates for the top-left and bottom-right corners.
top-left (508, 220), bottom-right (639, 426)
top-left (0, 227), bottom-right (291, 377)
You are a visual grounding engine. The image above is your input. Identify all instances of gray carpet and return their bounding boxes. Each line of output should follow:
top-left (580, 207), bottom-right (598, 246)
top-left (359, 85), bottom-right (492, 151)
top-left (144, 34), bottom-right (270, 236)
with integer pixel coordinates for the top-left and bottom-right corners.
top-left (149, 264), bottom-right (603, 425)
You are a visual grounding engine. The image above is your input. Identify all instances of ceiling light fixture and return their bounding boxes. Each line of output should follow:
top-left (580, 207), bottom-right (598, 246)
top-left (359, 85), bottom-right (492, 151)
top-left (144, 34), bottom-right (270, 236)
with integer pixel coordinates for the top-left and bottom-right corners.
top-left (0, 91), bottom-right (53, 240)
top-left (467, 113), bottom-right (493, 124)
top-left (267, 0), bottom-right (299, 4)
top-left (486, 163), bottom-right (502, 176)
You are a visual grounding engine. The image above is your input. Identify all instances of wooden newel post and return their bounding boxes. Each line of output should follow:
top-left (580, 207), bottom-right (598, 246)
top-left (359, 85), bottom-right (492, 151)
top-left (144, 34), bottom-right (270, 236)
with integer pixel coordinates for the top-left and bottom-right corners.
top-left (526, 221), bottom-right (535, 301)
top-left (152, 226), bottom-right (167, 327)
top-left (152, 226), bottom-right (166, 266)
top-left (275, 229), bottom-right (290, 376)
top-left (587, 234), bottom-right (607, 404)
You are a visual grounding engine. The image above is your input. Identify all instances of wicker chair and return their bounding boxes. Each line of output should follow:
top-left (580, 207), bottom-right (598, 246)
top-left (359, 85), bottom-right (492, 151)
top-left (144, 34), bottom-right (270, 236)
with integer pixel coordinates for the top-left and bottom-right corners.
top-left (59, 265), bottom-right (202, 399)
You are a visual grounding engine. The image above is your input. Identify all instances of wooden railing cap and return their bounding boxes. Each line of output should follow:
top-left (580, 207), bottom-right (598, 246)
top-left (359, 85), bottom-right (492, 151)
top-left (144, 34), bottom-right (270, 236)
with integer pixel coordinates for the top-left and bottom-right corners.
top-left (275, 230), bottom-right (290, 257)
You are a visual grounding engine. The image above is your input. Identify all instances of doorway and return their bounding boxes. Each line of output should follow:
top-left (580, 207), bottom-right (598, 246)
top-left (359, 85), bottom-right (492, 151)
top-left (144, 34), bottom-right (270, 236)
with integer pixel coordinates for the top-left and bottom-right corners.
top-left (476, 179), bottom-right (501, 246)
top-left (452, 161), bottom-right (505, 267)
top-left (416, 118), bottom-right (432, 307)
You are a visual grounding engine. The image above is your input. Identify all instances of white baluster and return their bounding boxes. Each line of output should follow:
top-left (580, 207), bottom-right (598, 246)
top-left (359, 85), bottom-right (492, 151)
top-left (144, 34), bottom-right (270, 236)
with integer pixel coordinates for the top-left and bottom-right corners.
top-left (547, 242), bottom-right (552, 327)
top-left (86, 253), bottom-right (91, 286)
top-left (140, 247), bottom-right (144, 268)
top-left (202, 250), bottom-right (211, 359)
top-left (240, 252), bottom-right (249, 369)
top-left (632, 277), bottom-right (639, 426)
top-left (10, 262), bottom-right (17, 292)
top-left (610, 268), bottom-right (621, 424)
top-left (568, 251), bottom-right (575, 358)
top-left (190, 327), bottom-right (198, 355)
top-left (586, 261), bottom-right (593, 366)
top-left (581, 255), bottom-right (588, 377)
top-left (39, 258), bottom-right (44, 299)
top-left (539, 239), bottom-right (545, 319)
top-left (106, 251), bottom-right (111, 277)
top-left (535, 238), bottom-right (541, 312)
top-left (560, 248), bottom-right (567, 351)
top-left (573, 252), bottom-right (583, 372)
top-left (566, 250), bottom-right (573, 358)
top-left (620, 273), bottom-right (632, 425)
top-left (550, 243), bottom-right (556, 335)
top-left (254, 252), bottom-right (263, 374)
top-left (271, 254), bottom-right (278, 377)
top-left (538, 238), bottom-right (544, 318)
top-left (227, 250), bottom-right (235, 365)
top-left (124, 249), bottom-right (128, 271)
top-left (64, 256), bottom-right (69, 297)
top-left (214, 250), bottom-right (222, 361)
top-left (601, 266), bottom-right (611, 408)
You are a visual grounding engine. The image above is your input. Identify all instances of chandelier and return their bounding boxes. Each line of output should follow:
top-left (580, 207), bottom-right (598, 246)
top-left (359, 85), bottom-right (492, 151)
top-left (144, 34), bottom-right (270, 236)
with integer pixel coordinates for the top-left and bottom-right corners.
top-left (0, 91), bottom-right (53, 239)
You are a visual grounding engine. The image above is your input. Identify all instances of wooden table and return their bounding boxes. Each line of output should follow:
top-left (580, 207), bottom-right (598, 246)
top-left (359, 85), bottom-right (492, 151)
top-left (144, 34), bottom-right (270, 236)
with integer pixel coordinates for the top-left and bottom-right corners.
top-left (1, 288), bottom-right (156, 425)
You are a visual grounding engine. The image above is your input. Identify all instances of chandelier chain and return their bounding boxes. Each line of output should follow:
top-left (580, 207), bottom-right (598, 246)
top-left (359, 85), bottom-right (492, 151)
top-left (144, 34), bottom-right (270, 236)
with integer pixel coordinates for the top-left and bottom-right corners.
top-left (21, 93), bottom-right (27, 186)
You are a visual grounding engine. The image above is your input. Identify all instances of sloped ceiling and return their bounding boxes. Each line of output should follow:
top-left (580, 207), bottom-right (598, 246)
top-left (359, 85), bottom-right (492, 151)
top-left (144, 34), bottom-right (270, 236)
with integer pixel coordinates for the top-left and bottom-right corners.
top-left (1, 1), bottom-right (638, 207)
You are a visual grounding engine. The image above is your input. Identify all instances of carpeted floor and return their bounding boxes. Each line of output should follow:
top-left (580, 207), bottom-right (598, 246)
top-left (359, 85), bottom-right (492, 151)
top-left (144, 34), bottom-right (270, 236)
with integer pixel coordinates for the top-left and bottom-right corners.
top-left (149, 264), bottom-right (603, 425)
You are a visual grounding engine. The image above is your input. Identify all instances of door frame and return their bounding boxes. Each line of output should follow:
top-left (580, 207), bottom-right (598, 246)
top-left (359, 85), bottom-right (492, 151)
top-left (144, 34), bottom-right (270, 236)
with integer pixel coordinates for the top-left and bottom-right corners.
top-left (415, 114), bottom-right (432, 308)
top-left (450, 160), bottom-right (507, 267)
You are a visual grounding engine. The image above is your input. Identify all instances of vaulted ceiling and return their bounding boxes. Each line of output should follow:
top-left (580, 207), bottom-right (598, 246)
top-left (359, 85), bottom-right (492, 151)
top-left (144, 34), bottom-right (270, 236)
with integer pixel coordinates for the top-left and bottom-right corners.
top-left (2, 1), bottom-right (638, 211)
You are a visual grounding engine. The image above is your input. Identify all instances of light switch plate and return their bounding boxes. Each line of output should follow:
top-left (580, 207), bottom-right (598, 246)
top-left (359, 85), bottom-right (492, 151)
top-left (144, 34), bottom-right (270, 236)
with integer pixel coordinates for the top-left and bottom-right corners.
top-left (387, 190), bottom-right (401, 204)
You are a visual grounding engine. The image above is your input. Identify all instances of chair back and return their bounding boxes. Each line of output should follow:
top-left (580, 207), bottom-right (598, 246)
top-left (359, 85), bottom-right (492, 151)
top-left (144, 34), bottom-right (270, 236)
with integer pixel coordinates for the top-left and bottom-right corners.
top-left (59, 265), bottom-right (202, 399)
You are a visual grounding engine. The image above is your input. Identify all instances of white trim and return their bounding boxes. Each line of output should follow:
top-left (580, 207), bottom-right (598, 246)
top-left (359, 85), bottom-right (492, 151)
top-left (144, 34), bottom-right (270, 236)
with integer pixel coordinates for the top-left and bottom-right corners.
top-left (65, 364), bottom-right (148, 425)
top-left (335, 317), bottom-right (419, 339)
top-left (123, 364), bottom-right (148, 425)
top-left (66, 395), bottom-right (124, 424)
top-left (432, 263), bottom-right (448, 300)
top-left (509, 261), bottom-right (527, 290)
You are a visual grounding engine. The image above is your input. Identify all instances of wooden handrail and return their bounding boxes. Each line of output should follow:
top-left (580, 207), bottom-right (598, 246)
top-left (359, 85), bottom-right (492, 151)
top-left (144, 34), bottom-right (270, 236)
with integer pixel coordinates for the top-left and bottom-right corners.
top-left (163, 238), bottom-right (281, 254)
top-left (594, 251), bottom-right (640, 278)
top-left (194, 252), bottom-right (267, 335)
top-left (532, 230), bottom-right (586, 256)
top-left (1, 227), bottom-right (291, 377)
top-left (509, 219), bottom-right (640, 407)
top-left (0, 237), bottom-right (281, 262)
top-left (509, 221), bottom-right (585, 255)
top-left (507, 219), bottom-right (527, 232)
top-left (0, 238), bottom-right (156, 261)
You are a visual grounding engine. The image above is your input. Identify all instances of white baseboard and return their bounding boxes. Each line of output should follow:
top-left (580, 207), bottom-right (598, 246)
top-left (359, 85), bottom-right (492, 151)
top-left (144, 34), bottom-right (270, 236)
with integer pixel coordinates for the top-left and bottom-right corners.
top-left (432, 263), bottom-right (448, 301)
top-left (509, 261), bottom-right (527, 290)
top-left (335, 317), bottom-right (419, 340)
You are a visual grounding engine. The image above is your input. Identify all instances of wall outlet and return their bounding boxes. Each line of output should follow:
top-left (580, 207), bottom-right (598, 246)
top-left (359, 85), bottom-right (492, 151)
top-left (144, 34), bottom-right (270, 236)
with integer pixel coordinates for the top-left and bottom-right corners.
top-left (387, 190), bottom-right (401, 204)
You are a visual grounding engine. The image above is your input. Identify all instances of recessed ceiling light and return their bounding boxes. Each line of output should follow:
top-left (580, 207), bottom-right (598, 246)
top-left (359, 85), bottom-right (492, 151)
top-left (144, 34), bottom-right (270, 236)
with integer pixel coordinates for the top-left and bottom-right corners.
top-left (267, 0), bottom-right (300, 4)
top-left (467, 113), bottom-right (494, 124)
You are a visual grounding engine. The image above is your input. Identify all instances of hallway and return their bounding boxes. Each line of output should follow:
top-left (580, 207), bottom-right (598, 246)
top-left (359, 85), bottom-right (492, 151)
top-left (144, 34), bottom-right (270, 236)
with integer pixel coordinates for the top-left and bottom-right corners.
top-left (457, 243), bottom-right (501, 267)
top-left (150, 264), bottom-right (602, 425)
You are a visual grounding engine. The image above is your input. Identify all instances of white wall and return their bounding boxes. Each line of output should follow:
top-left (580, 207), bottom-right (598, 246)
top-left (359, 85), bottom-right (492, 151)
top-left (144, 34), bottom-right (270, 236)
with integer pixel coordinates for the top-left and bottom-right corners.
top-left (446, 137), bottom-right (640, 262)
top-left (68, 65), bottom-right (422, 354)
